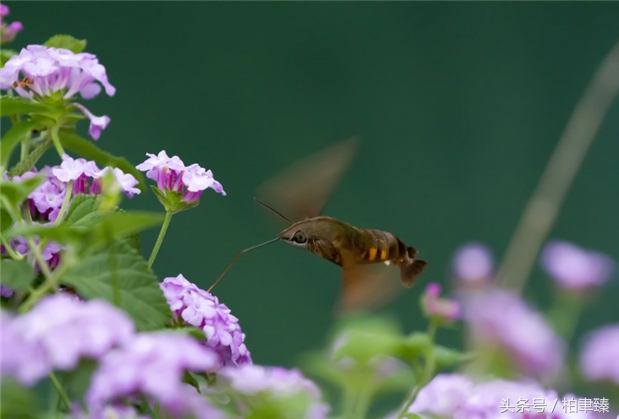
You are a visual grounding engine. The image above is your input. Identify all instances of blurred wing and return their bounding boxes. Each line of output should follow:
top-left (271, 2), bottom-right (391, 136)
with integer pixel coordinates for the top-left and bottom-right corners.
top-left (258, 137), bottom-right (359, 221)
top-left (337, 262), bottom-right (404, 314)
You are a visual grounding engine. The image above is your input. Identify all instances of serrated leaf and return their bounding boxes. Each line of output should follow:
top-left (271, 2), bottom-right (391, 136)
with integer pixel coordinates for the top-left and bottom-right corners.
top-left (0, 259), bottom-right (35, 292)
top-left (7, 140), bottom-right (53, 177)
top-left (58, 130), bottom-right (146, 192)
top-left (62, 195), bottom-right (160, 253)
top-left (94, 211), bottom-right (163, 243)
top-left (1, 120), bottom-right (43, 167)
top-left (61, 240), bottom-right (171, 331)
top-left (44, 35), bottom-right (87, 53)
top-left (0, 97), bottom-right (52, 117)
top-left (64, 194), bottom-right (101, 226)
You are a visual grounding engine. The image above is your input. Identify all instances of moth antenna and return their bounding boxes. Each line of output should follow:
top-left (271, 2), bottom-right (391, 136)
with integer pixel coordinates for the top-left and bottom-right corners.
top-left (254, 197), bottom-right (294, 224)
top-left (207, 237), bottom-right (280, 293)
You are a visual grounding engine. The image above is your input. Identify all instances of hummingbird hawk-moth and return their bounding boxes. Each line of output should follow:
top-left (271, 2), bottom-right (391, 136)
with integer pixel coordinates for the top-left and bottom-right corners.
top-left (208, 138), bottom-right (427, 312)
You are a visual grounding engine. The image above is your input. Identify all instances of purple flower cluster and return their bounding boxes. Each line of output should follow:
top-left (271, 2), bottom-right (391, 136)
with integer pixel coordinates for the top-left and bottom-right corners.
top-left (421, 282), bottom-right (461, 321)
top-left (0, 45), bottom-right (115, 139)
top-left (71, 405), bottom-right (150, 419)
top-left (87, 332), bottom-right (223, 419)
top-left (579, 323), bottom-right (619, 384)
top-left (160, 274), bottom-right (251, 369)
top-left (0, 4), bottom-right (23, 43)
top-left (463, 288), bottom-right (565, 381)
top-left (451, 242), bottom-right (494, 286)
top-left (1, 294), bottom-right (134, 385)
top-left (219, 364), bottom-right (329, 419)
top-left (12, 235), bottom-right (63, 272)
top-left (136, 151), bottom-right (225, 206)
top-left (541, 240), bottom-right (614, 291)
top-left (11, 155), bottom-right (140, 223)
top-left (410, 373), bottom-right (593, 419)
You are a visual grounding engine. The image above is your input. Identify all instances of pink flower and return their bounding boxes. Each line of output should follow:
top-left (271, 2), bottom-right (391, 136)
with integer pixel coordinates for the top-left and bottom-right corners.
top-left (1, 295), bottom-right (134, 386)
top-left (0, 45), bottom-right (115, 140)
top-left (541, 240), bottom-right (614, 291)
top-left (87, 332), bottom-right (223, 419)
top-left (0, 5), bottom-right (23, 43)
top-left (452, 242), bottom-right (494, 285)
top-left (161, 274), bottom-right (251, 369)
top-left (579, 324), bottom-right (619, 384)
top-left (137, 151), bottom-right (225, 211)
top-left (421, 283), bottom-right (461, 321)
top-left (464, 289), bottom-right (565, 381)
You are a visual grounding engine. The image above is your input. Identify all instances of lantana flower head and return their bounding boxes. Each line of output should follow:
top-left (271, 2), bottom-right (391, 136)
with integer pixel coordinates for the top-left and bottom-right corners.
top-left (86, 332), bottom-right (223, 419)
top-left (421, 282), bottom-right (461, 322)
top-left (218, 364), bottom-right (330, 419)
top-left (410, 373), bottom-right (594, 419)
top-left (463, 288), bottom-right (565, 381)
top-left (137, 151), bottom-right (225, 213)
top-left (160, 274), bottom-right (251, 369)
top-left (13, 235), bottom-right (62, 272)
top-left (451, 242), bottom-right (494, 286)
top-left (1, 294), bottom-right (134, 386)
top-left (0, 4), bottom-right (23, 43)
top-left (0, 45), bottom-right (115, 139)
top-left (541, 240), bottom-right (614, 291)
top-left (579, 323), bottom-right (619, 384)
top-left (11, 157), bottom-right (140, 223)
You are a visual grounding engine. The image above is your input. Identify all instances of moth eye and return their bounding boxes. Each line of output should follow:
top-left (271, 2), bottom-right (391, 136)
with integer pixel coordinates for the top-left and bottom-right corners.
top-left (293, 231), bottom-right (307, 244)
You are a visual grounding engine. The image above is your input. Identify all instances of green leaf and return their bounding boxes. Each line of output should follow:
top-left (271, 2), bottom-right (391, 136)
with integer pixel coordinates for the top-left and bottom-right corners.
top-left (94, 211), bottom-right (163, 242)
top-left (58, 130), bottom-right (146, 192)
top-left (0, 379), bottom-right (41, 419)
top-left (7, 140), bottom-right (53, 177)
top-left (183, 371), bottom-right (201, 392)
top-left (1, 49), bottom-right (18, 67)
top-left (60, 358), bottom-right (98, 402)
top-left (404, 414), bottom-right (424, 419)
top-left (433, 345), bottom-right (468, 369)
top-left (1, 120), bottom-right (43, 167)
top-left (4, 221), bottom-right (84, 243)
top-left (62, 240), bottom-right (171, 331)
top-left (0, 176), bottom-right (44, 208)
top-left (398, 332), bottom-right (432, 363)
top-left (44, 35), bottom-right (87, 53)
top-left (0, 97), bottom-right (52, 117)
top-left (64, 194), bottom-right (101, 226)
top-left (0, 207), bottom-right (12, 232)
top-left (0, 259), bottom-right (35, 293)
top-left (332, 316), bottom-right (405, 364)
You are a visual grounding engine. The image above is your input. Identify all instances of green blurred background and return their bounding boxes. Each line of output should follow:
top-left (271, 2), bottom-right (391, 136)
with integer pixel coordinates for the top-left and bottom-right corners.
top-left (7, 2), bottom-right (618, 369)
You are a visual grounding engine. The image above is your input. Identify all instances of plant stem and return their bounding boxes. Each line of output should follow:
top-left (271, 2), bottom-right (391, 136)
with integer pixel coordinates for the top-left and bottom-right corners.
top-left (496, 41), bottom-right (619, 293)
top-left (18, 261), bottom-right (69, 313)
top-left (147, 210), bottom-right (172, 269)
top-left (546, 291), bottom-right (587, 343)
top-left (49, 372), bottom-right (71, 410)
top-left (397, 320), bottom-right (438, 419)
top-left (54, 181), bottom-right (73, 225)
top-left (50, 125), bottom-right (66, 157)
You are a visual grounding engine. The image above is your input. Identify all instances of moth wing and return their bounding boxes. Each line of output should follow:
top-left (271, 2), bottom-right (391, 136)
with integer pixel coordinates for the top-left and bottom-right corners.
top-left (338, 261), bottom-right (404, 314)
top-left (257, 137), bottom-right (358, 221)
